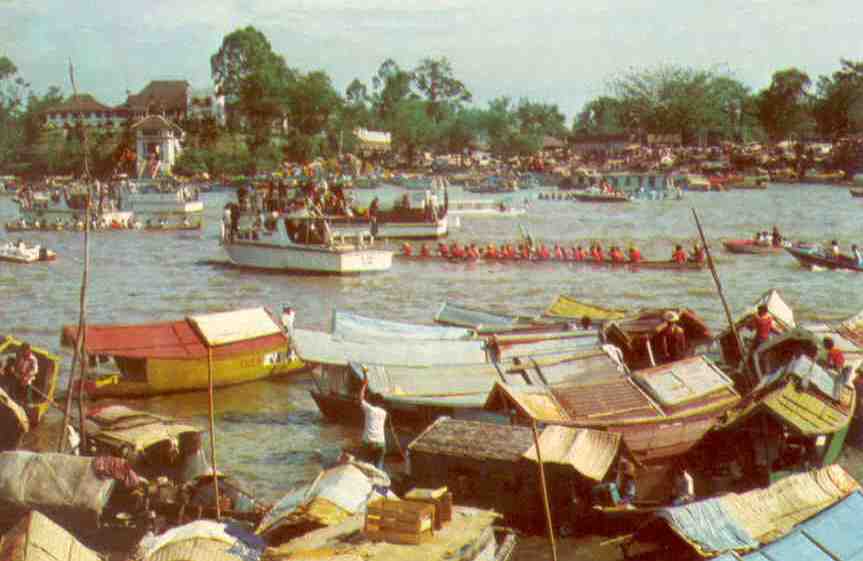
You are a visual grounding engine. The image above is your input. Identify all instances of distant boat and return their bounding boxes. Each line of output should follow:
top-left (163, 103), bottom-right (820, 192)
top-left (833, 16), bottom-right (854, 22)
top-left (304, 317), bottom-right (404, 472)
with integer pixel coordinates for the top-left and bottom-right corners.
top-left (124, 180), bottom-right (204, 230)
top-left (447, 199), bottom-right (526, 216)
top-left (0, 240), bottom-right (56, 263)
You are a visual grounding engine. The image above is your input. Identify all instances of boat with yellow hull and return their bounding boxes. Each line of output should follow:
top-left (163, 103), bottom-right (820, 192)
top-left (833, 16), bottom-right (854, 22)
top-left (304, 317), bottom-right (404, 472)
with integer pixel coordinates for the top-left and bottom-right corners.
top-left (0, 336), bottom-right (60, 450)
top-left (61, 307), bottom-right (308, 398)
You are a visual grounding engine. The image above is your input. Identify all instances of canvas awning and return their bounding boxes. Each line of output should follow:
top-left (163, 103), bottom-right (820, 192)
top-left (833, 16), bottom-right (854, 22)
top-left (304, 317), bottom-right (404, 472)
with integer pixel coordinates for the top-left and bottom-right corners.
top-left (61, 308), bottom-right (287, 360)
top-left (522, 425), bottom-right (621, 482)
top-left (0, 511), bottom-right (103, 561)
top-left (331, 310), bottom-right (475, 341)
top-left (292, 328), bottom-right (488, 366)
top-left (652, 465), bottom-right (859, 558)
top-left (543, 295), bottom-right (627, 321)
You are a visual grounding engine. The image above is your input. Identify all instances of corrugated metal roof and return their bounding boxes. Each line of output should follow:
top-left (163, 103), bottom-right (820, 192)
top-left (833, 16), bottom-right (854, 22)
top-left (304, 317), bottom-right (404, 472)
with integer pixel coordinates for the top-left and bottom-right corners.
top-left (633, 356), bottom-right (735, 407)
top-left (522, 426), bottom-right (620, 481)
top-left (331, 310), bottom-right (475, 341)
top-left (762, 381), bottom-right (850, 435)
top-left (543, 294), bottom-right (627, 320)
top-left (552, 379), bottom-right (661, 422)
top-left (293, 328), bottom-right (488, 366)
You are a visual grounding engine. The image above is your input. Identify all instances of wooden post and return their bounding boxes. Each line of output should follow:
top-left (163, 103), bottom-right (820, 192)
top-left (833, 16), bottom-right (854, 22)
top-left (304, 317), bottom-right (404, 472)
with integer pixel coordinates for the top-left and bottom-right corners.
top-left (531, 420), bottom-right (558, 561)
top-left (206, 347), bottom-right (222, 520)
top-left (59, 59), bottom-right (93, 453)
top-left (691, 209), bottom-right (750, 385)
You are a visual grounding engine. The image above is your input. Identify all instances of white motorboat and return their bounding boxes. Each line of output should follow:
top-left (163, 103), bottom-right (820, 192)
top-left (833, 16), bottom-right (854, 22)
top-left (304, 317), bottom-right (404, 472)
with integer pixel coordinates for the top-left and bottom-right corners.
top-left (447, 199), bottom-right (526, 216)
top-left (0, 240), bottom-right (56, 264)
top-left (124, 181), bottom-right (204, 230)
top-left (220, 213), bottom-right (392, 274)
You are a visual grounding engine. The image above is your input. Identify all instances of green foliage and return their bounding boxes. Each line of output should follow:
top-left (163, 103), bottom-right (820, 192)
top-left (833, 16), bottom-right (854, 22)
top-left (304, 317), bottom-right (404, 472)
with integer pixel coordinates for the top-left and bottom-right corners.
top-left (812, 59), bottom-right (863, 139)
top-left (757, 68), bottom-right (814, 141)
top-left (0, 56), bottom-right (30, 169)
top-left (371, 59), bottom-right (416, 125)
top-left (412, 57), bottom-right (472, 123)
top-left (574, 96), bottom-right (626, 135)
top-left (389, 99), bottom-right (439, 164)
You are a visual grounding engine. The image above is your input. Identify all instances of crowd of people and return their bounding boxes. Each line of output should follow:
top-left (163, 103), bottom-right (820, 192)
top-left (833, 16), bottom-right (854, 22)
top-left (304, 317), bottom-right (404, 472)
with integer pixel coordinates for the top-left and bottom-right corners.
top-left (400, 239), bottom-right (707, 264)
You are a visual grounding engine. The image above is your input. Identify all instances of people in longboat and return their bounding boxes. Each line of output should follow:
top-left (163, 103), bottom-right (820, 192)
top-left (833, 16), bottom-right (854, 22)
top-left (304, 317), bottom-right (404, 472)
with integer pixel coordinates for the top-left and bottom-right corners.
top-left (466, 243), bottom-right (480, 261)
top-left (591, 243), bottom-right (604, 262)
top-left (771, 225), bottom-right (783, 247)
top-left (853, 244), bottom-right (863, 267)
top-left (830, 239), bottom-right (840, 259)
top-left (419, 243), bottom-right (431, 258)
top-left (610, 246), bottom-right (626, 263)
top-left (671, 244), bottom-right (688, 264)
top-left (451, 242), bottom-right (466, 260)
top-left (519, 243), bottom-right (531, 260)
top-left (554, 243), bottom-right (564, 261)
top-left (747, 304), bottom-right (780, 371)
top-left (691, 243), bottom-right (706, 264)
top-left (537, 243), bottom-right (551, 260)
top-left (575, 245), bottom-right (586, 261)
top-left (438, 242), bottom-right (450, 258)
top-left (401, 242), bottom-right (413, 257)
top-left (484, 244), bottom-right (498, 259)
top-left (628, 245), bottom-right (642, 263)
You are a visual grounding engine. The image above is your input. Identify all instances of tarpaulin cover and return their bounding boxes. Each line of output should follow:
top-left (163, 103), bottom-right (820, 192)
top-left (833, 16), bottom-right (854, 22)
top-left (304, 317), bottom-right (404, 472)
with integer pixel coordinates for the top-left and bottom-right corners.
top-left (293, 328), bottom-right (487, 366)
top-left (633, 356), bottom-right (735, 407)
top-left (187, 307), bottom-right (282, 346)
top-left (0, 510), bottom-right (103, 561)
top-left (543, 294), bottom-right (627, 320)
top-left (0, 451), bottom-right (114, 516)
top-left (138, 519), bottom-right (264, 561)
top-left (331, 310), bottom-right (475, 341)
top-left (0, 387), bottom-right (28, 434)
top-left (257, 462), bottom-right (390, 538)
top-left (522, 425), bottom-right (620, 481)
top-left (658, 465), bottom-right (859, 557)
top-left (61, 318), bottom-right (286, 360)
top-left (660, 497), bottom-right (758, 554)
top-left (434, 302), bottom-right (524, 329)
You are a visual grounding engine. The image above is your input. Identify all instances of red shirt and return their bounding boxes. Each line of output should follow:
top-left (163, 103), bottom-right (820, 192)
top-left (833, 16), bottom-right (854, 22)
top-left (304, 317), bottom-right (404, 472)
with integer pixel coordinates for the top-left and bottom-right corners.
top-left (575, 249), bottom-right (585, 261)
top-left (828, 347), bottom-right (846, 370)
top-left (593, 248), bottom-right (604, 262)
top-left (611, 250), bottom-right (625, 263)
top-left (672, 249), bottom-right (687, 264)
top-left (554, 247), bottom-right (564, 260)
top-left (439, 245), bottom-right (450, 257)
top-left (752, 313), bottom-right (773, 341)
top-left (420, 246), bottom-right (431, 257)
top-left (629, 249), bottom-right (642, 263)
top-left (402, 245), bottom-right (413, 256)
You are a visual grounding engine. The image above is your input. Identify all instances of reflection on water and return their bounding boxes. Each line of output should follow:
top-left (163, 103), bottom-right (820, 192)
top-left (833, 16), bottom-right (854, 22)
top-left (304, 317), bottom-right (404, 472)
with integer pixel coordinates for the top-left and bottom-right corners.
top-left (4, 184), bottom-right (863, 554)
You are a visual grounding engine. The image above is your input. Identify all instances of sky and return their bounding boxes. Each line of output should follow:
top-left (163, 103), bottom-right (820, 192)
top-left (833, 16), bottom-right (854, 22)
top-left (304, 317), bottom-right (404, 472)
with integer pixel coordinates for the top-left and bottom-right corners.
top-left (2, 0), bottom-right (862, 122)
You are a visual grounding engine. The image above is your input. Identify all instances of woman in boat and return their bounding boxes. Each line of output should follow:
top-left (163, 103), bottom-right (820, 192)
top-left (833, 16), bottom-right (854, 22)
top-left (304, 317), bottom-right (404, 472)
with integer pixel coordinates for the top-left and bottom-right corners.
top-left (671, 245), bottom-right (687, 264)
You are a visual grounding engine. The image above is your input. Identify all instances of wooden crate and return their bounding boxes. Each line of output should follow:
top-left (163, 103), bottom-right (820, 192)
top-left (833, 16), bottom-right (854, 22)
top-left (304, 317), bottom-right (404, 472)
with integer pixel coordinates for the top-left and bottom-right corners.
top-left (404, 487), bottom-right (453, 530)
top-left (365, 498), bottom-right (435, 545)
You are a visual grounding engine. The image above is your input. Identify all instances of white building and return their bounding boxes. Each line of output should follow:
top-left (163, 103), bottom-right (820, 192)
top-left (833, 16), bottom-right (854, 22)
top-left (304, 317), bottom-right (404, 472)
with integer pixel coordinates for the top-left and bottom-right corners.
top-left (132, 115), bottom-right (185, 178)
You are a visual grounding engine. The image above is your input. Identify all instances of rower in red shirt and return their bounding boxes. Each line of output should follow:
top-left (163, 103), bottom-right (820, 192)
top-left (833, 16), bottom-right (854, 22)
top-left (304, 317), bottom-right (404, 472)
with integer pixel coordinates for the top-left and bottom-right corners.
top-left (520, 244), bottom-right (532, 260)
top-left (628, 245), bottom-right (642, 263)
top-left (438, 243), bottom-right (450, 258)
top-left (538, 244), bottom-right (551, 260)
top-left (671, 244), bottom-right (687, 264)
top-left (485, 244), bottom-right (498, 259)
top-left (401, 242), bottom-right (413, 257)
top-left (824, 337), bottom-right (845, 371)
top-left (466, 244), bottom-right (480, 261)
top-left (420, 243), bottom-right (431, 258)
top-left (554, 244), bottom-right (564, 261)
top-left (610, 246), bottom-right (626, 263)
top-left (452, 243), bottom-right (466, 259)
top-left (575, 246), bottom-right (586, 261)
top-left (592, 243), bottom-right (604, 262)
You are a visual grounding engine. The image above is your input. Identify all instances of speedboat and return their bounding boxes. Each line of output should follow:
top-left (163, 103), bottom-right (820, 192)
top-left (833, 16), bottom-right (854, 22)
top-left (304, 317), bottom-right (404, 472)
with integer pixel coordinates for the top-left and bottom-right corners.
top-left (0, 241), bottom-right (56, 263)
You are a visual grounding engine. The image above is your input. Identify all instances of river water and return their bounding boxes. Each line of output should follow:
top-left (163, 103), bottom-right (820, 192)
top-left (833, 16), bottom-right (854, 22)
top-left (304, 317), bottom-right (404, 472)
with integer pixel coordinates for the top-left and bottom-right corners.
top-left (2, 183), bottom-right (863, 559)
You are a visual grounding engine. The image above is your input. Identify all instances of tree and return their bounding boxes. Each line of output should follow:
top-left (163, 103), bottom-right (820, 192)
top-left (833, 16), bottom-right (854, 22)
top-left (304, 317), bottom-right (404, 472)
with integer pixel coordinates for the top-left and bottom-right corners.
top-left (573, 96), bottom-right (626, 135)
top-left (283, 70), bottom-right (342, 163)
top-left (389, 99), bottom-right (438, 165)
top-left (0, 56), bottom-right (30, 169)
top-left (757, 68), bottom-right (813, 142)
top-left (412, 57), bottom-right (472, 123)
top-left (812, 59), bottom-right (863, 139)
top-left (371, 59), bottom-right (415, 125)
top-left (514, 99), bottom-right (567, 138)
top-left (211, 27), bottom-right (293, 152)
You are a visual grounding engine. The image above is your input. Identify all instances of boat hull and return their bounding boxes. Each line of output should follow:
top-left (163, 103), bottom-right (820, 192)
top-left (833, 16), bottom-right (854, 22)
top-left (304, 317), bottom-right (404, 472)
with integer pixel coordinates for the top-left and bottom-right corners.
top-left (88, 352), bottom-right (309, 399)
top-left (722, 239), bottom-right (784, 255)
top-left (223, 240), bottom-right (393, 274)
top-left (0, 336), bottom-right (59, 426)
top-left (786, 247), bottom-right (863, 272)
top-left (396, 255), bottom-right (705, 272)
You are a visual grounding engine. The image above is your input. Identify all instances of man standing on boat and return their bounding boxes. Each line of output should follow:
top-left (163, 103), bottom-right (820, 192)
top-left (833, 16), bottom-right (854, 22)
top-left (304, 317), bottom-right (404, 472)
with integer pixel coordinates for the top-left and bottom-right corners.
top-left (359, 369), bottom-right (387, 470)
top-left (13, 343), bottom-right (38, 407)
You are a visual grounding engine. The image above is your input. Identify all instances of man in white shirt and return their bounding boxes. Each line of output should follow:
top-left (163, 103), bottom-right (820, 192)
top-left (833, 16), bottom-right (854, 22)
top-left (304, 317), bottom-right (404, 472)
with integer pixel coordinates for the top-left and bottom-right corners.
top-left (280, 306), bottom-right (295, 335)
top-left (359, 376), bottom-right (387, 470)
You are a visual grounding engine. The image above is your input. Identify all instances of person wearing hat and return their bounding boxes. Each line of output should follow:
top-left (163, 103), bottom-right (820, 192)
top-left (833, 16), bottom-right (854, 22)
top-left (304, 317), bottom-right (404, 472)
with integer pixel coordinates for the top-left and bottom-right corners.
top-left (655, 311), bottom-right (687, 363)
top-left (691, 243), bottom-right (705, 264)
top-left (671, 244), bottom-right (687, 264)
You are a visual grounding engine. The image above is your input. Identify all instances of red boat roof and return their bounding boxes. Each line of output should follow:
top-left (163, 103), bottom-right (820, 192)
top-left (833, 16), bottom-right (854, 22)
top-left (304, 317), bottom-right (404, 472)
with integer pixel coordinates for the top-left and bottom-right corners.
top-left (61, 320), bottom-right (287, 360)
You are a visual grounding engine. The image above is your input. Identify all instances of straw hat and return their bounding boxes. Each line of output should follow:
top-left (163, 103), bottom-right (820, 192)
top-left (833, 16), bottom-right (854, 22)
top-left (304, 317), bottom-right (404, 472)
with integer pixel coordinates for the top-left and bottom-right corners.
top-left (663, 311), bottom-right (679, 323)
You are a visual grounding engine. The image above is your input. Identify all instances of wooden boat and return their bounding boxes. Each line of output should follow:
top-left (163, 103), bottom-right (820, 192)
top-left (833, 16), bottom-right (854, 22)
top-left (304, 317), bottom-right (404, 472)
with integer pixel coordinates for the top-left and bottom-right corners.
top-left (0, 511), bottom-right (102, 561)
top-left (725, 175), bottom-right (769, 190)
top-left (722, 238), bottom-right (785, 254)
top-left (60, 307), bottom-right (307, 398)
top-left (0, 240), bottom-right (56, 263)
top-left (0, 335), bottom-right (60, 427)
top-left (601, 308), bottom-right (713, 370)
top-left (0, 389), bottom-right (28, 452)
top-left (851, 188), bottom-right (863, 198)
top-left (543, 294), bottom-right (628, 321)
top-left (786, 246), bottom-right (863, 272)
top-left (221, 215), bottom-right (393, 274)
top-left (396, 253), bottom-right (706, 272)
top-left (572, 189), bottom-right (631, 203)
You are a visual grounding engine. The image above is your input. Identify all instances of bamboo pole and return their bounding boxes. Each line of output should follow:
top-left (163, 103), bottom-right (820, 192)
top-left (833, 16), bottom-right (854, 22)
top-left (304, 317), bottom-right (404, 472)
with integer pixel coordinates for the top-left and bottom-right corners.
top-left (691, 209), bottom-right (750, 386)
top-left (58, 59), bottom-right (92, 453)
top-left (206, 347), bottom-right (222, 520)
top-left (531, 420), bottom-right (558, 561)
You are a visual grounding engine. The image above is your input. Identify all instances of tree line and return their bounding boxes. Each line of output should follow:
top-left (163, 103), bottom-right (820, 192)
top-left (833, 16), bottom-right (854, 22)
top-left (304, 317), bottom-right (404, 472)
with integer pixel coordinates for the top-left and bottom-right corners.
top-left (1, 26), bottom-right (862, 178)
